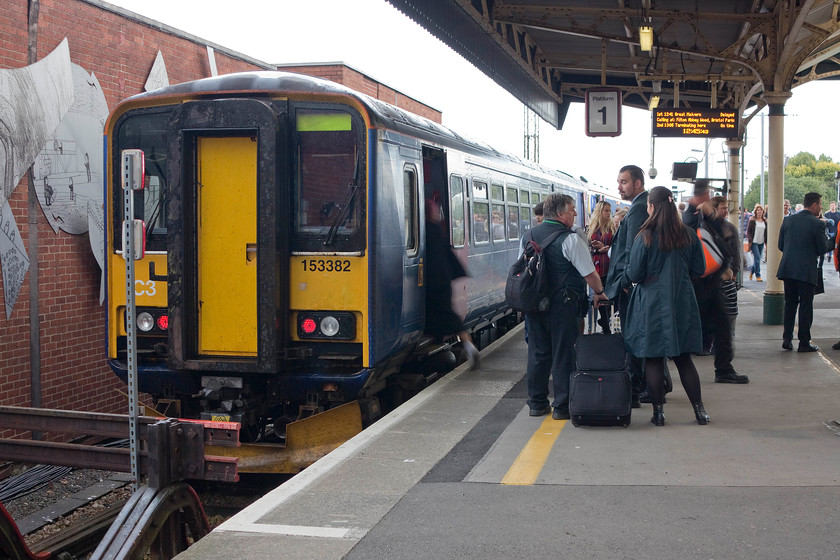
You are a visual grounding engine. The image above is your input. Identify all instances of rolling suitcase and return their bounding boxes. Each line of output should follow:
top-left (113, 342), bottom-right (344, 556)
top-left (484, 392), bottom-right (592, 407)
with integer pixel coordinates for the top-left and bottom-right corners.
top-left (569, 332), bottom-right (632, 427)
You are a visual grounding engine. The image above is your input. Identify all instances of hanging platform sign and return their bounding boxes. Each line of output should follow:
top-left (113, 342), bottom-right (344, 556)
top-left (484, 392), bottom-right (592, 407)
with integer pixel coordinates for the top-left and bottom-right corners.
top-left (585, 88), bottom-right (622, 137)
top-left (652, 109), bottom-right (739, 138)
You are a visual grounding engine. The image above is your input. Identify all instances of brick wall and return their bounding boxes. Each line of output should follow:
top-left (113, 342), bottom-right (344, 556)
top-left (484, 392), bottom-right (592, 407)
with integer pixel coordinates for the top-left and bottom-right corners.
top-left (278, 63), bottom-right (443, 123)
top-left (0, 0), bottom-right (268, 428)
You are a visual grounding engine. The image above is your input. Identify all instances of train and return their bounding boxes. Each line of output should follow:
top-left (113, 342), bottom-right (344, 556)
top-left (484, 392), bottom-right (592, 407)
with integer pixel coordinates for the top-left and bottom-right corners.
top-left (104, 71), bottom-right (590, 473)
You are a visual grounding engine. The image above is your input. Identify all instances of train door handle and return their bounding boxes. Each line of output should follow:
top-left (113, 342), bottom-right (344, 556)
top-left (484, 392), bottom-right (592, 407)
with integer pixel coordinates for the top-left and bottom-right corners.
top-left (246, 243), bottom-right (257, 263)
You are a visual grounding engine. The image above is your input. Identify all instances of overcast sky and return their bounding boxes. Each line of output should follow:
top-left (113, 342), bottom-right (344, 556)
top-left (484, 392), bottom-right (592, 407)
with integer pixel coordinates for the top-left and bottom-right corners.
top-left (105, 0), bottom-right (840, 198)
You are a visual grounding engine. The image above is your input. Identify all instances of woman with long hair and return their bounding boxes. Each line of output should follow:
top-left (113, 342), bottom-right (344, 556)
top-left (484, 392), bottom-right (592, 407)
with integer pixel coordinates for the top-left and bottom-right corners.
top-left (746, 203), bottom-right (767, 281)
top-left (587, 200), bottom-right (616, 333)
top-left (624, 186), bottom-right (710, 426)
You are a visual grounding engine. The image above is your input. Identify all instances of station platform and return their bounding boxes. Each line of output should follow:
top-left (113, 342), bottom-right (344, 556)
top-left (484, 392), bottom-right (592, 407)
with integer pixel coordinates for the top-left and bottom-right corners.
top-left (177, 274), bottom-right (840, 560)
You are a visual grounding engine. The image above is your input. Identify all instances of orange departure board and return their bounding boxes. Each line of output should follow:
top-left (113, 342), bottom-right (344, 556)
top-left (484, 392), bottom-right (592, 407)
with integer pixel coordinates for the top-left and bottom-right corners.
top-left (652, 109), bottom-right (739, 138)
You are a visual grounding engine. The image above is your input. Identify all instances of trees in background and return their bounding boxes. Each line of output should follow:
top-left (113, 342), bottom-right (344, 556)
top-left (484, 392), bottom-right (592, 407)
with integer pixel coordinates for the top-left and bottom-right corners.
top-left (743, 152), bottom-right (840, 210)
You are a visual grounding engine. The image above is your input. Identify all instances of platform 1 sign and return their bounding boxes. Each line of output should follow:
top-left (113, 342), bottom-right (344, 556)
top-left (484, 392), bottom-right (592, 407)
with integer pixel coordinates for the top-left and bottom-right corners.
top-left (585, 88), bottom-right (622, 137)
top-left (652, 109), bottom-right (738, 138)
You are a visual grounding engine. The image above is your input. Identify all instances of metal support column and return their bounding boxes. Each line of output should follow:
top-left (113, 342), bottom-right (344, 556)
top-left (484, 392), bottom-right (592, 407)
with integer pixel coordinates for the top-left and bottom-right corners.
top-left (763, 93), bottom-right (791, 324)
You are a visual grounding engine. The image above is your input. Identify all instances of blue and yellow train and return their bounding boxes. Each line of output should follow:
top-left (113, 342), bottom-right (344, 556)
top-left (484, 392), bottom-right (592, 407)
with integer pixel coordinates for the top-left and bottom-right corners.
top-left (104, 71), bottom-right (589, 472)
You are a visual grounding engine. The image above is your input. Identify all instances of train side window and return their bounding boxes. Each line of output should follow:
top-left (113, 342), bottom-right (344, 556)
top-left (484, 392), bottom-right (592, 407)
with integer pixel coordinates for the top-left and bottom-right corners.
top-left (404, 165), bottom-right (418, 256)
top-left (491, 184), bottom-right (504, 201)
top-left (473, 181), bottom-right (488, 200)
top-left (531, 192), bottom-right (540, 206)
top-left (450, 175), bottom-right (465, 247)
top-left (520, 206), bottom-right (531, 236)
top-left (506, 187), bottom-right (520, 240)
top-left (490, 203), bottom-right (505, 241)
top-left (472, 201), bottom-right (489, 243)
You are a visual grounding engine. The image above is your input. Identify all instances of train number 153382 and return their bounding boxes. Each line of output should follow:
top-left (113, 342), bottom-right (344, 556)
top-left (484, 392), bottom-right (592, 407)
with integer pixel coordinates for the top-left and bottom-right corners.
top-left (300, 259), bottom-right (352, 272)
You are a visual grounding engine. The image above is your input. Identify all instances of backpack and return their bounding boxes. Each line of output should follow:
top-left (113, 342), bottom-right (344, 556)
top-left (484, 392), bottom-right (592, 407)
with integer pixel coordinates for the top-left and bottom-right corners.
top-left (504, 229), bottom-right (569, 313)
top-left (696, 215), bottom-right (730, 278)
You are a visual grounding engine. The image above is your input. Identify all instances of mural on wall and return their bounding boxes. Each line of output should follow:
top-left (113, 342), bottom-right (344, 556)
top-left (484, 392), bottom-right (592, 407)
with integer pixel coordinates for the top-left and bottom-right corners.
top-left (0, 38), bottom-right (75, 318)
top-left (33, 64), bottom-right (108, 236)
top-left (0, 38), bottom-right (74, 212)
top-left (144, 50), bottom-right (169, 91)
top-left (0, 201), bottom-right (29, 319)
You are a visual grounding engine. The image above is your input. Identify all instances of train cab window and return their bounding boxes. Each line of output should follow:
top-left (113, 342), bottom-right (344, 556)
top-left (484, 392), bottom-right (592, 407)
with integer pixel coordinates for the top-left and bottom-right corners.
top-left (491, 184), bottom-right (504, 201)
top-left (292, 107), bottom-right (364, 251)
top-left (450, 175), bottom-right (465, 247)
top-left (403, 166), bottom-right (418, 256)
top-left (490, 204), bottom-right (505, 241)
top-left (113, 109), bottom-right (170, 251)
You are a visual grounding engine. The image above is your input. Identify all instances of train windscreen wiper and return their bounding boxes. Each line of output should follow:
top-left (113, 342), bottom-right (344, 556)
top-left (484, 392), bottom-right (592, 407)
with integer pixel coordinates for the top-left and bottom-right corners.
top-left (323, 183), bottom-right (359, 247)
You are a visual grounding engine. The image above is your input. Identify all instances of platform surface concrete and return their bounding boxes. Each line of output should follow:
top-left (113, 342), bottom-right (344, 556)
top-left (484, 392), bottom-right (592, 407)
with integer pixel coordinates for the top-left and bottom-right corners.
top-left (177, 271), bottom-right (840, 560)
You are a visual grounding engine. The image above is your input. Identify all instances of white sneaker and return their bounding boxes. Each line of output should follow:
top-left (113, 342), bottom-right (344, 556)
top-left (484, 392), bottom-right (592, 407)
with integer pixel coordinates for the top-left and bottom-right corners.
top-left (464, 342), bottom-right (480, 370)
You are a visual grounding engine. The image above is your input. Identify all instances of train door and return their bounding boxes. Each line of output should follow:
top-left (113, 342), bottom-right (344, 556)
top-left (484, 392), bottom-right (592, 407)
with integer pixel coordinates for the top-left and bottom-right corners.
top-left (166, 98), bottom-right (286, 373)
top-left (196, 136), bottom-right (257, 356)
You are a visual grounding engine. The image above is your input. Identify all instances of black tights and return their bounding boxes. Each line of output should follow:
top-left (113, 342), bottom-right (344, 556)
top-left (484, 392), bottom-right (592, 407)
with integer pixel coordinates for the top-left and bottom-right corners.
top-left (645, 354), bottom-right (702, 405)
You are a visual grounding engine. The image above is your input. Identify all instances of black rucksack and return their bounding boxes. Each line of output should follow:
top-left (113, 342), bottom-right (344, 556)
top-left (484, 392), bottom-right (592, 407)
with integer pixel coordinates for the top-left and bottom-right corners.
top-left (504, 229), bottom-right (569, 313)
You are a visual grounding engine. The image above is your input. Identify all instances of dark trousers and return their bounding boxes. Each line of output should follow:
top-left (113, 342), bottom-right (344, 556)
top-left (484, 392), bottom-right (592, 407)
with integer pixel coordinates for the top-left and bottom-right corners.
top-left (694, 276), bottom-right (735, 375)
top-left (526, 300), bottom-right (579, 411)
top-left (783, 279), bottom-right (816, 344)
top-left (616, 288), bottom-right (645, 395)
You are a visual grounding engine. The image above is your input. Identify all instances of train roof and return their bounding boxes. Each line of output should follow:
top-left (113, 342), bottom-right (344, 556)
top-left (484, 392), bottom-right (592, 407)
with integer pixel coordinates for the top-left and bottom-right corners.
top-left (120, 71), bottom-right (582, 188)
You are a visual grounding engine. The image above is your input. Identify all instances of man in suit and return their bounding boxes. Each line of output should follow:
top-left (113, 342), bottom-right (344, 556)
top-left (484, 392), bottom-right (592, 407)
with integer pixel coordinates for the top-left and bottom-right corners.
top-left (778, 192), bottom-right (834, 352)
top-left (605, 165), bottom-right (648, 406)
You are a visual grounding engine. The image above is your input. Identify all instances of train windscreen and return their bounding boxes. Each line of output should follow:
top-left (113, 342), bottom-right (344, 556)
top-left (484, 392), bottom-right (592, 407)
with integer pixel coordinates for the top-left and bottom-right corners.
top-left (293, 107), bottom-right (364, 252)
top-left (113, 110), bottom-right (170, 251)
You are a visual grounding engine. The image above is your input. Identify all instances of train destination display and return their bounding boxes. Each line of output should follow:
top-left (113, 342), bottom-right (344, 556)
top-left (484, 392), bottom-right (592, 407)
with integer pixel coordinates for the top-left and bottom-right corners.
top-left (652, 109), bottom-right (738, 138)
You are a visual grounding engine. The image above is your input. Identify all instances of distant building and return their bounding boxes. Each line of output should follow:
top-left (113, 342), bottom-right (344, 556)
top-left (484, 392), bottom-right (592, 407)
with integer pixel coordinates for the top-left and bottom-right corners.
top-left (277, 62), bottom-right (442, 124)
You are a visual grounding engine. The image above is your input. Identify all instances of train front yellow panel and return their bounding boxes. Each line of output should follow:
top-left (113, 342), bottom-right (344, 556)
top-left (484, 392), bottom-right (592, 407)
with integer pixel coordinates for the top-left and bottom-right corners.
top-left (197, 136), bottom-right (258, 356)
top-left (289, 255), bottom-right (368, 344)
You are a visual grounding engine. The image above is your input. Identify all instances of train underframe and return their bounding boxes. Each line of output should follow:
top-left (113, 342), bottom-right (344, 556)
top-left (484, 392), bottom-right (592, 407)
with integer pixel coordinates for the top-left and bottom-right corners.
top-left (110, 310), bottom-right (520, 473)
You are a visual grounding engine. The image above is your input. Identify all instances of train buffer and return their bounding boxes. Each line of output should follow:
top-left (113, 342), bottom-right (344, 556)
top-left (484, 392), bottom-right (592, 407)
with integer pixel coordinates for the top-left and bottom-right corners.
top-left (0, 406), bottom-right (241, 559)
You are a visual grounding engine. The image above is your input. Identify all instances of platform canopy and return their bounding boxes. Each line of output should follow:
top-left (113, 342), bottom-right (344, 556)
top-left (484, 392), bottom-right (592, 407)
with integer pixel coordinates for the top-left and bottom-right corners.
top-left (387, 0), bottom-right (840, 129)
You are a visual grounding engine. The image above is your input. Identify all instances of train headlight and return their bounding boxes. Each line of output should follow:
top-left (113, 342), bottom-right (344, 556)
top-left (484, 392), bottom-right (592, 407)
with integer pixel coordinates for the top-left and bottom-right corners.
top-left (297, 311), bottom-right (356, 340)
top-left (320, 316), bottom-right (340, 337)
top-left (124, 307), bottom-right (168, 334)
top-left (137, 312), bottom-right (154, 332)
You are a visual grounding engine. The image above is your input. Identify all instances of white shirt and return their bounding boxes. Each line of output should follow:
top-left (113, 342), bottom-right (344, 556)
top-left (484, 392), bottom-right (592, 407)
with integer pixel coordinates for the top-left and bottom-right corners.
top-left (753, 221), bottom-right (766, 244)
top-left (562, 230), bottom-right (597, 277)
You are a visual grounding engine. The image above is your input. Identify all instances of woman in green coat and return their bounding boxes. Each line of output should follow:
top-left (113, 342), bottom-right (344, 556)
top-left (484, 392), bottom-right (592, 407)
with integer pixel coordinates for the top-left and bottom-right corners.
top-left (625, 186), bottom-right (710, 427)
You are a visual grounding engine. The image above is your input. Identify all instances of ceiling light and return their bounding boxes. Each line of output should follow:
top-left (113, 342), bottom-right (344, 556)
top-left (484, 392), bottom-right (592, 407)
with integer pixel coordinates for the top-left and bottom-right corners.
top-left (639, 26), bottom-right (654, 52)
top-left (648, 95), bottom-right (660, 110)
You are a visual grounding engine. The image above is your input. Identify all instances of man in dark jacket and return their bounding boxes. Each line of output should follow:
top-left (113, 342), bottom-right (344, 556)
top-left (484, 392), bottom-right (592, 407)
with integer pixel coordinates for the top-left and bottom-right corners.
top-left (605, 165), bottom-right (648, 404)
top-left (778, 192), bottom-right (834, 352)
top-left (683, 182), bottom-right (749, 384)
top-left (526, 193), bottom-right (608, 419)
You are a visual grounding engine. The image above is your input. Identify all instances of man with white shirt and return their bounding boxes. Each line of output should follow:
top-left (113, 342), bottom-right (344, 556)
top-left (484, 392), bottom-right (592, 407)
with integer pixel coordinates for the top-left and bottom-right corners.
top-left (525, 193), bottom-right (608, 420)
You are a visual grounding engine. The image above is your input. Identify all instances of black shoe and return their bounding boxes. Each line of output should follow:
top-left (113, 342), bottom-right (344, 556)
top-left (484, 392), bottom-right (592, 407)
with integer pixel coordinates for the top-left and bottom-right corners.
top-left (798, 343), bottom-right (819, 353)
top-left (782, 339), bottom-right (793, 351)
top-left (692, 402), bottom-right (710, 425)
top-left (631, 396), bottom-right (642, 409)
top-left (552, 407), bottom-right (570, 420)
top-left (651, 404), bottom-right (665, 427)
top-left (833, 341), bottom-right (840, 350)
top-left (715, 371), bottom-right (750, 384)
top-left (529, 405), bottom-right (551, 417)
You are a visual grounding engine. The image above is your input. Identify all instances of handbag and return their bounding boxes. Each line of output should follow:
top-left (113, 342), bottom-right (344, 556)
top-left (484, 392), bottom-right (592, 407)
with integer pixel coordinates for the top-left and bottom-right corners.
top-left (815, 266), bottom-right (825, 295)
top-left (743, 240), bottom-right (751, 253)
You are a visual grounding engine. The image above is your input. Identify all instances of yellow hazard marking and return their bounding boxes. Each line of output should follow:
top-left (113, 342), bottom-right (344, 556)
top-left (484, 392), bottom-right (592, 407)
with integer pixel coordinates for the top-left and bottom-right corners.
top-left (501, 415), bottom-right (566, 485)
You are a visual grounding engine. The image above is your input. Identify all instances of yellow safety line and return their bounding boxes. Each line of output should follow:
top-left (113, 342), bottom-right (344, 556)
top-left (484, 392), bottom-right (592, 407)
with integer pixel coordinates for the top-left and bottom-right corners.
top-left (501, 415), bottom-right (566, 485)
